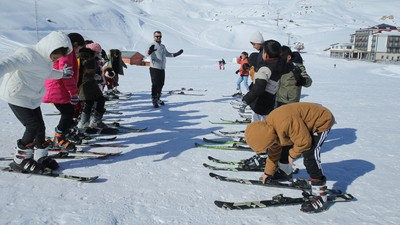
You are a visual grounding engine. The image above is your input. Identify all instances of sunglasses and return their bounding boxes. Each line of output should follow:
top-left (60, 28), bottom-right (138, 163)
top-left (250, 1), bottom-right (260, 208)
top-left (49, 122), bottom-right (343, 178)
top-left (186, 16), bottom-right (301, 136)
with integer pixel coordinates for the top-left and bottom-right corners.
top-left (154, 36), bottom-right (162, 38)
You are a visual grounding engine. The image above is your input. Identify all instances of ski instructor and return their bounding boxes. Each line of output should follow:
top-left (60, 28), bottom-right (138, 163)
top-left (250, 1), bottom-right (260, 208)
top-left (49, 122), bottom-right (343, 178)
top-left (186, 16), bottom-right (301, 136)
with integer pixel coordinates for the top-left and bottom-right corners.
top-left (147, 31), bottom-right (183, 108)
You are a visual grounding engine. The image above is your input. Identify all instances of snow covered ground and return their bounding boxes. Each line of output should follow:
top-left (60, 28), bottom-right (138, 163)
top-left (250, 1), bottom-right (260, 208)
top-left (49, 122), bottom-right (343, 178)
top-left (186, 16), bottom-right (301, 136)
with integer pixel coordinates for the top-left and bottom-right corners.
top-left (1, 0), bottom-right (400, 224)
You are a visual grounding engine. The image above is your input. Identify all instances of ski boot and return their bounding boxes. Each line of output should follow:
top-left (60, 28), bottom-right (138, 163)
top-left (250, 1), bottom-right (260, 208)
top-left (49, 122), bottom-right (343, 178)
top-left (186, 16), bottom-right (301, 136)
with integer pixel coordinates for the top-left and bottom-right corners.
top-left (152, 98), bottom-right (159, 108)
top-left (112, 87), bottom-right (121, 94)
top-left (89, 110), bottom-right (108, 129)
top-left (77, 112), bottom-right (90, 130)
top-left (53, 128), bottom-right (77, 152)
top-left (34, 139), bottom-right (60, 170)
top-left (271, 163), bottom-right (294, 181)
top-left (157, 94), bottom-right (165, 106)
top-left (158, 99), bottom-right (165, 106)
top-left (9, 140), bottom-right (46, 174)
top-left (300, 177), bottom-right (328, 213)
top-left (240, 153), bottom-right (267, 171)
top-left (65, 127), bottom-right (86, 144)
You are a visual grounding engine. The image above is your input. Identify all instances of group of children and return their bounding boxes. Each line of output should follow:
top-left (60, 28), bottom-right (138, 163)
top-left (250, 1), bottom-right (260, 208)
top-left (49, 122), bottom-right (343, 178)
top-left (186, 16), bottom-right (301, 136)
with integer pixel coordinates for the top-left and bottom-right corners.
top-left (0, 30), bottom-right (338, 213)
top-left (0, 31), bottom-right (127, 174)
top-left (231, 31), bottom-right (337, 213)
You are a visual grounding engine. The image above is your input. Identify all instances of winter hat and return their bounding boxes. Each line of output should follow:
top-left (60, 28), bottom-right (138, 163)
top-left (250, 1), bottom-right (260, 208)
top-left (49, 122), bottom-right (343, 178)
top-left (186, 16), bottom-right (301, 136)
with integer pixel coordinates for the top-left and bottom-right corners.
top-left (291, 52), bottom-right (303, 64)
top-left (248, 52), bottom-right (259, 67)
top-left (244, 121), bottom-right (276, 154)
top-left (86, 42), bottom-right (102, 53)
top-left (249, 31), bottom-right (264, 44)
top-left (68, 33), bottom-right (85, 47)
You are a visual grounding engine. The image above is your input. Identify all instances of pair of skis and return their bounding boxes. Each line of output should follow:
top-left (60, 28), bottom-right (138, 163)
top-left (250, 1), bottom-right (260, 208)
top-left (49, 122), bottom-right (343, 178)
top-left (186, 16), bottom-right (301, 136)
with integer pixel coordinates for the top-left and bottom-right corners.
top-left (195, 142), bottom-right (250, 151)
top-left (0, 149), bottom-right (122, 161)
top-left (215, 193), bottom-right (355, 210)
top-left (0, 152), bottom-right (121, 182)
top-left (222, 92), bottom-right (244, 98)
top-left (167, 88), bottom-right (207, 96)
top-left (83, 124), bottom-right (147, 135)
top-left (204, 155), bottom-right (299, 173)
top-left (205, 155), bottom-right (355, 210)
top-left (195, 136), bottom-right (249, 151)
top-left (0, 146), bottom-right (124, 182)
top-left (0, 166), bottom-right (99, 182)
top-left (105, 122), bottom-right (148, 133)
top-left (209, 118), bottom-right (250, 124)
top-left (210, 172), bottom-right (354, 210)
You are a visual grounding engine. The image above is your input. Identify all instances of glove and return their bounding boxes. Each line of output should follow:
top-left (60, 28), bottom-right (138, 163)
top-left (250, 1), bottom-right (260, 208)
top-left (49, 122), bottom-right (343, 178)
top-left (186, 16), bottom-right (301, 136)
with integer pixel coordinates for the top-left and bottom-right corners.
top-left (292, 66), bottom-right (304, 86)
top-left (173, 49), bottom-right (183, 57)
top-left (62, 64), bottom-right (73, 78)
top-left (296, 77), bottom-right (306, 86)
top-left (148, 45), bottom-right (157, 55)
top-left (70, 95), bottom-right (79, 105)
top-left (235, 70), bottom-right (239, 74)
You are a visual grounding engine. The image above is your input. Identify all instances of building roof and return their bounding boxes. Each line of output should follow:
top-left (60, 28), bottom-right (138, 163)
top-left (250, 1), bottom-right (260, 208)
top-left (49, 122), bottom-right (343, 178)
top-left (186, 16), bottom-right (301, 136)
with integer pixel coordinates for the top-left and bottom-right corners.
top-left (369, 23), bottom-right (399, 31)
top-left (120, 51), bottom-right (142, 58)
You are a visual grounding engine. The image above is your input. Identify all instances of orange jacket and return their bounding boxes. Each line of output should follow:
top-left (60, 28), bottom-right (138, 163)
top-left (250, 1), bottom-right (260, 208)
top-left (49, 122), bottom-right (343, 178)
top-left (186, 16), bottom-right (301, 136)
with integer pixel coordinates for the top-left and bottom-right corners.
top-left (236, 57), bottom-right (249, 76)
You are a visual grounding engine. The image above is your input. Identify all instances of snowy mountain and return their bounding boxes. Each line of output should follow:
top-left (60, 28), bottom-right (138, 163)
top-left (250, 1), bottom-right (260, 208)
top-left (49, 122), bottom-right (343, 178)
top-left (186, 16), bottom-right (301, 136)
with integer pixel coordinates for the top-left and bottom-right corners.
top-left (0, 1), bottom-right (400, 224)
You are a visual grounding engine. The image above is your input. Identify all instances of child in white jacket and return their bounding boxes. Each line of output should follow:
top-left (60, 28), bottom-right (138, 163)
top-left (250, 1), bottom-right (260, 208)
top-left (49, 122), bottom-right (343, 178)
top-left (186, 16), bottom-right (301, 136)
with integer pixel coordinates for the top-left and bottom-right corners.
top-left (0, 31), bottom-right (73, 174)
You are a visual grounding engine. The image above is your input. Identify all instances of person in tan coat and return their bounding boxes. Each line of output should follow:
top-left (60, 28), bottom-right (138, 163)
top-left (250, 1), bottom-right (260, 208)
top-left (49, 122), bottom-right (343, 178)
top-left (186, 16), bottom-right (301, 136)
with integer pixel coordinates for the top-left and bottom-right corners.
top-left (244, 102), bottom-right (335, 213)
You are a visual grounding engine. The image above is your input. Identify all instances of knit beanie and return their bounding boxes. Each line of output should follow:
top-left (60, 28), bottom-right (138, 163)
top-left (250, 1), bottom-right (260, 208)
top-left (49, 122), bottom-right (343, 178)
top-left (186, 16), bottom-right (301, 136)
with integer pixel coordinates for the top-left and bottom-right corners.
top-left (244, 121), bottom-right (276, 154)
top-left (86, 42), bottom-right (102, 53)
top-left (249, 31), bottom-right (264, 44)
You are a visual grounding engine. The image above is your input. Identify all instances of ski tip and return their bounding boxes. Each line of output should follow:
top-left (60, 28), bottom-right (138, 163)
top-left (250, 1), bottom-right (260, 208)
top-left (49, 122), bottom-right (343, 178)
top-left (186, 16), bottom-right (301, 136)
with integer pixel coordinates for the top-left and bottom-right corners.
top-left (342, 193), bottom-right (356, 201)
top-left (207, 155), bottom-right (214, 160)
top-left (209, 172), bottom-right (219, 178)
top-left (194, 143), bottom-right (202, 147)
top-left (214, 200), bottom-right (224, 208)
top-left (79, 176), bottom-right (99, 182)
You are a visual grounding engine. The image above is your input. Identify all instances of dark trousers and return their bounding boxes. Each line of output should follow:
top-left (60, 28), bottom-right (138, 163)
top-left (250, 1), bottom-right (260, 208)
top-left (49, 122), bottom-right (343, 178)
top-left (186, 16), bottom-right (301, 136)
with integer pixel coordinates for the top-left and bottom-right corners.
top-left (279, 146), bottom-right (291, 164)
top-left (82, 97), bottom-right (105, 115)
top-left (54, 103), bottom-right (75, 132)
top-left (9, 104), bottom-right (45, 146)
top-left (303, 130), bottom-right (330, 180)
top-left (150, 67), bottom-right (165, 99)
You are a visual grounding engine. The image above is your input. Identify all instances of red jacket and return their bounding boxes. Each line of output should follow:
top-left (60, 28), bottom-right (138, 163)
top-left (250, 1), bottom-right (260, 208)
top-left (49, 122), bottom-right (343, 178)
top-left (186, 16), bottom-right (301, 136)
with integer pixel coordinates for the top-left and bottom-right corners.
top-left (42, 49), bottom-right (79, 104)
top-left (236, 57), bottom-right (249, 76)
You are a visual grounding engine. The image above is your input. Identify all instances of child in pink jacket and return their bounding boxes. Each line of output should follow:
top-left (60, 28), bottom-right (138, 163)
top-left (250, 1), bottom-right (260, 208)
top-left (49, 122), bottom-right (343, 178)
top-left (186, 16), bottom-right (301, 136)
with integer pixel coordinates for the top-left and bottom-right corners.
top-left (43, 33), bottom-right (85, 151)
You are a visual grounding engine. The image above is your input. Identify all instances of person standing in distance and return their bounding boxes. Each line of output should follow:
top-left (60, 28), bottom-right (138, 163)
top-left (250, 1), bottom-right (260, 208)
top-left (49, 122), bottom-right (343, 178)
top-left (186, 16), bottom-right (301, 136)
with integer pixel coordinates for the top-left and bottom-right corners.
top-left (147, 31), bottom-right (183, 108)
